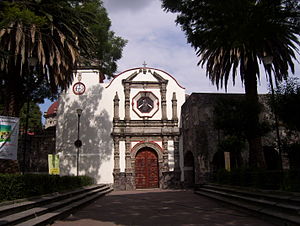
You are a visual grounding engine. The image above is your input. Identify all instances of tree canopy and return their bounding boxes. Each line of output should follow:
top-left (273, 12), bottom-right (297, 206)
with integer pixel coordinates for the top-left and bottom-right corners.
top-left (162, 0), bottom-right (299, 89)
top-left (0, 0), bottom-right (126, 116)
top-left (162, 0), bottom-right (300, 168)
top-left (273, 77), bottom-right (300, 132)
top-left (19, 101), bottom-right (42, 134)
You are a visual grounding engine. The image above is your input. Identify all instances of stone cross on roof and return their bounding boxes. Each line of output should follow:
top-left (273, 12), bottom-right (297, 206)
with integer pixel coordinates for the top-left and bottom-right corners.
top-left (142, 61), bottom-right (147, 68)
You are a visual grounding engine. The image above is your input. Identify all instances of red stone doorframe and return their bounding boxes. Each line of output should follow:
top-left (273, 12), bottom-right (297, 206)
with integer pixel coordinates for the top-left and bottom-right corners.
top-left (135, 148), bottom-right (159, 189)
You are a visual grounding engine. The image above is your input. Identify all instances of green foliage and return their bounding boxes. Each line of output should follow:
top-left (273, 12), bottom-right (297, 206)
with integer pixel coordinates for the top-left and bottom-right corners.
top-left (162, 0), bottom-right (300, 89)
top-left (0, 100), bottom-right (43, 132)
top-left (213, 168), bottom-right (288, 190)
top-left (272, 78), bottom-right (300, 131)
top-left (218, 136), bottom-right (245, 154)
top-left (0, 174), bottom-right (24, 201)
top-left (283, 170), bottom-right (300, 191)
top-left (0, 3), bottom-right (46, 27)
top-left (75, 0), bottom-right (127, 77)
top-left (0, 0), bottom-right (126, 116)
top-left (0, 174), bottom-right (94, 202)
top-left (162, 0), bottom-right (300, 168)
top-left (284, 143), bottom-right (300, 170)
top-left (213, 168), bottom-right (300, 192)
top-left (19, 102), bottom-right (42, 133)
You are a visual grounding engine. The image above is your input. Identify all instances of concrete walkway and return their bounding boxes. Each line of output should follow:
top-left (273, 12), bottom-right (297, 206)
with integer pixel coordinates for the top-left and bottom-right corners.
top-left (52, 189), bottom-right (274, 226)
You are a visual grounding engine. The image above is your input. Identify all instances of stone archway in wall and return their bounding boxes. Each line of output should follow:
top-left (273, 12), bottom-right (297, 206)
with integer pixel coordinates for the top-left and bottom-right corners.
top-left (131, 142), bottom-right (163, 189)
top-left (184, 151), bottom-right (195, 187)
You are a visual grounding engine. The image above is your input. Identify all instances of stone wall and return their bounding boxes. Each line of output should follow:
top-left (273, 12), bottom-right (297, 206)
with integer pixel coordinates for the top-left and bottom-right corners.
top-left (181, 93), bottom-right (235, 185)
top-left (180, 93), bottom-right (291, 186)
top-left (18, 127), bottom-right (56, 173)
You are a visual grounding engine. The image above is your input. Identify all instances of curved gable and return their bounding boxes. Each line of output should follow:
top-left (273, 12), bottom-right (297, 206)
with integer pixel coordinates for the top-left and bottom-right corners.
top-left (106, 67), bottom-right (185, 90)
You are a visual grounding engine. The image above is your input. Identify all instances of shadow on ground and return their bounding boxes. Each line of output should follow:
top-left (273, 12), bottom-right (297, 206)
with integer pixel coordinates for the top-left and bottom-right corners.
top-left (53, 190), bottom-right (273, 226)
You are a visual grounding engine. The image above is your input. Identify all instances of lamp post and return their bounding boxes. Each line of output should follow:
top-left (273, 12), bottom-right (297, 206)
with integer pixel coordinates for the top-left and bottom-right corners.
top-left (22, 56), bottom-right (38, 174)
top-left (263, 56), bottom-right (282, 169)
top-left (74, 108), bottom-right (83, 176)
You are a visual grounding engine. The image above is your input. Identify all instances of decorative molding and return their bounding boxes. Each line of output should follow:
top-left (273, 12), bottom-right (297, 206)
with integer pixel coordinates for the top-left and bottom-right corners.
top-left (113, 92), bottom-right (120, 121)
top-left (172, 92), bottom-right (178, 121)
top-left (131, 142), bottom-right (163, 160)
top-left (132, 91), bottom-right (159, 118)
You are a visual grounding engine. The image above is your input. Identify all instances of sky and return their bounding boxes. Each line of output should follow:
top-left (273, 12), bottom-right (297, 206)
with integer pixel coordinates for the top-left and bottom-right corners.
top-left (40, 0), bottom-right (300, 121)
top-left (102, 0), bottom-right (256, 94)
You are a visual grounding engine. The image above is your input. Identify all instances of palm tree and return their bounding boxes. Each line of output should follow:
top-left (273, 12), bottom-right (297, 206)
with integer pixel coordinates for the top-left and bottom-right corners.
top-left (162, 0), bottom-right (300, 167)
top-left (0, 0), bottom-right (96, 116)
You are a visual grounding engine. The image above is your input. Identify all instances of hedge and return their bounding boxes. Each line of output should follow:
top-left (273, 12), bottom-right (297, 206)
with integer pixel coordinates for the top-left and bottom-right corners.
top-left (212, 169), bottom-right (300, 192)
top-left (0, 174), bottom-right (94, 202)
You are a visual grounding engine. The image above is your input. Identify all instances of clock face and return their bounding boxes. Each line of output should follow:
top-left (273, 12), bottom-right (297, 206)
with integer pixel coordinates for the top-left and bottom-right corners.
top-left (73, 82), bottom-right (86, 95)
top-left (137, 96), bottom-right (154, 113)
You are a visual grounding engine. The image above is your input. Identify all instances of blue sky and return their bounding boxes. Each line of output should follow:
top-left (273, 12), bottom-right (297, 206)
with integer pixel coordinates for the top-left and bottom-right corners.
top-left (40, 0), bottom-right (300, 122)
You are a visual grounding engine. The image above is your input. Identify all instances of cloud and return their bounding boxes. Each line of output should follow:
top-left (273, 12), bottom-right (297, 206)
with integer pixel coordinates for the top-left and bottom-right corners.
top-left (102, 0), bottom-right (156, 13)
top-left (40, 0), bottom-right (299, 123)
top-left (103, 0), bottom-right (252, 94)
top-left (103, 0), bottom-right (299, 95)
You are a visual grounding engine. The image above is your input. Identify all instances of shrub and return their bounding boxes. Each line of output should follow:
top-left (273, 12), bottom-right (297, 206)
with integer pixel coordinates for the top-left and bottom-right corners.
top-left (0, 174), bottom-right (94, 202)
top-left (211, 169), bottom-right (300, 191)
top-left (283, 170), bottom-right (300, 191)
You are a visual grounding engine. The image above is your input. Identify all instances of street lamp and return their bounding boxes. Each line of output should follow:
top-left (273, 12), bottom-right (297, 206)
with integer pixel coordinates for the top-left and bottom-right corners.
top-left (263, 56), bottom-right (282, 169)
top-left (74, 108), bottom-right (83, 176)
top-left (22, 56), bottom-right (38, 174)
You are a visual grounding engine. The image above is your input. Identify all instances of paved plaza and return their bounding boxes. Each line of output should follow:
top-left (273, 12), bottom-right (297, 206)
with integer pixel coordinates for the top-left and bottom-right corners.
top-left (53, 189), bottom-right (274, 226)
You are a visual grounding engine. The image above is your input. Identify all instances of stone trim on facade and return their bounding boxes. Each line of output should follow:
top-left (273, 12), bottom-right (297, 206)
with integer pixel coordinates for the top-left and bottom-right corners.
top-left (112, 68), bottom-right (182, 190)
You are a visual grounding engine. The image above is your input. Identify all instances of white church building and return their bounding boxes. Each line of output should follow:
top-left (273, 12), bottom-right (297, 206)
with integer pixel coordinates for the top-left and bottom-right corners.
top-left (56, 66), bottom-right (186, 190)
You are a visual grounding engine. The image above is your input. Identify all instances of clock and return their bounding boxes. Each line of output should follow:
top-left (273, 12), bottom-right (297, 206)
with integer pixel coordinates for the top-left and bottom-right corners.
top-left (73, 82), bottom-right (86, 95)
top-left (137, 96), bottom-right (154, 113)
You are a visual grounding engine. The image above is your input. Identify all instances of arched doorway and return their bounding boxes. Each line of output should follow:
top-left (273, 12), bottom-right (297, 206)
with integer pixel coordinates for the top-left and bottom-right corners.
top-left (135, 148), bottom-right (159, 189)
top-left (184, 151), bottom-right (195, 187)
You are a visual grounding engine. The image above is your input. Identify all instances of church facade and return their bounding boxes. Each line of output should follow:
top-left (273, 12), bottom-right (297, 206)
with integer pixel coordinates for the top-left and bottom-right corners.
top-left (56, 66), bottom-right (186, 189)
top-left (55, 66), bottom-right (299, 189)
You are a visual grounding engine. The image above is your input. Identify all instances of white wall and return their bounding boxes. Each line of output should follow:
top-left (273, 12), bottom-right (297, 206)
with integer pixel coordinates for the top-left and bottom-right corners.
top-left (56, 70), bottom-right (114, 183)
top-left (105, 68), bottom-right (186, 122)
top-left (56, 67), bottom-right (186, 184)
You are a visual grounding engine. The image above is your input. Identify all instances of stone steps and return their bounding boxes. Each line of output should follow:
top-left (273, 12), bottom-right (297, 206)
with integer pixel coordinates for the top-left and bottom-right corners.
top-left (0, 184), bottom-right (112, 226)
top-left (195, 184), bottom-right (300, 226)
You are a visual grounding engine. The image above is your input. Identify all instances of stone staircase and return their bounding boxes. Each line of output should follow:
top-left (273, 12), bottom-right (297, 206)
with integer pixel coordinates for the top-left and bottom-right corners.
top-left (195, 184), bottom-right (300, 226)
top-left (0, 184), bottom-right (112, 226)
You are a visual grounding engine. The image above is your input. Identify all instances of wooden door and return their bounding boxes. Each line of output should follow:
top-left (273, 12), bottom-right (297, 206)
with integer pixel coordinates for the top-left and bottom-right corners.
top-left (135, 149), bottom-right (159, 189)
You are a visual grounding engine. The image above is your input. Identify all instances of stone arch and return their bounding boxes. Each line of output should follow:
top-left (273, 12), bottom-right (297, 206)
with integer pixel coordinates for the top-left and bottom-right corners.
top-left (131, 142), bottom-right (163, 159)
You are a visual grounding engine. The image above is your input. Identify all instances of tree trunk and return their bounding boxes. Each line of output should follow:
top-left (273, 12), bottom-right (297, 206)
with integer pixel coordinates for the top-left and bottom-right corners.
top-left (244, 57), bottom-right (266, 169)
top-left (3, 54), bottom-right (25, 117)
top-left (3, 86), bottom-right (22, 117)
top-left (0, 72), bottom-right (24, 174)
